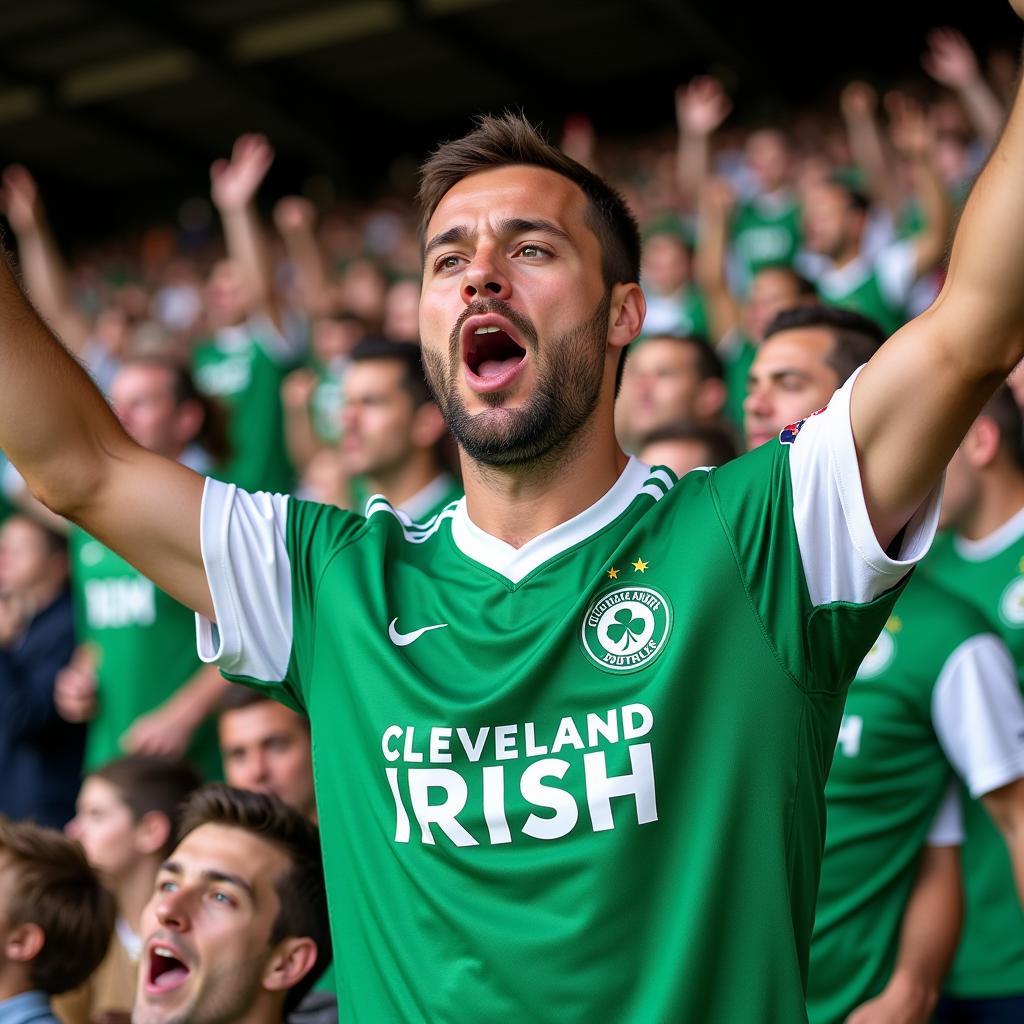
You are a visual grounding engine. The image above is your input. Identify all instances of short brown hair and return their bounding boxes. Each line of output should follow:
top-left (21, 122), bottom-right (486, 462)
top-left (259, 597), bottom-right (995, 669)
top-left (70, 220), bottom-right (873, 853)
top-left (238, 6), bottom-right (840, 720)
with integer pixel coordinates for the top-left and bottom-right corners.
top-left (178, 785), bottom-right (330, 1014)
top-left (0, 817), bottom-right (115, 994)
top-left (981, 385), bottom-right (1024, 469)
top-left (217, 684), bottom-right (311, 730)
top-left (90, 755), bottom-right (203, 859)
top-left (418, 112), bottom-right (641, 289)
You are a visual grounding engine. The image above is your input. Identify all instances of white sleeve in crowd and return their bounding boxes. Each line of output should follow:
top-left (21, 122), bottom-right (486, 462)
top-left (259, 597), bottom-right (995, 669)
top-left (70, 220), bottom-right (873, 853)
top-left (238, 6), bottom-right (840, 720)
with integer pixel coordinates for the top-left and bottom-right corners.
top-left (875, 240), bottom-right (917, 307)
top-left (194, 478), bottom-right (294, 682)
top-left (788, 365), bottom-right (942, 608)
top-left (932, 632), bottom-right (1024, 799)
top-left (926, 782), bottom-right (964, 847)
top-left (248, 312), bottom-right (306, 362)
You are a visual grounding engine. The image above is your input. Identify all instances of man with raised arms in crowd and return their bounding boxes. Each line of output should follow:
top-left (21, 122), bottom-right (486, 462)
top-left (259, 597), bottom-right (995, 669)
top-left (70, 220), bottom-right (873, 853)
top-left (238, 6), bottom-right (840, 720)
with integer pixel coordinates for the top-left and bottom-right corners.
top-left (5, 5), bottom-right (1024, 1012)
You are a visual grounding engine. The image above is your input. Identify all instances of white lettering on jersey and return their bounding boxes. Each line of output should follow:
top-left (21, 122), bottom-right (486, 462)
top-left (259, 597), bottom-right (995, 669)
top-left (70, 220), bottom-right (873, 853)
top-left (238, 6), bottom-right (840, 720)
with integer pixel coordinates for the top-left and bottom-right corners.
top-left (84, 578), bottom-right (156, 629)
top-left (836, 714), bottom-right (864, 758)
top-left (384, 704), bottom-right (659, 846)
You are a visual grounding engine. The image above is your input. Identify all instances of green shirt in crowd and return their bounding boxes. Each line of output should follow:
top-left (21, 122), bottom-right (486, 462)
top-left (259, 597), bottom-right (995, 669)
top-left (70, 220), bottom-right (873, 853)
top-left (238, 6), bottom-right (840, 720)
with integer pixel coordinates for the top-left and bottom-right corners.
top-left (193, 370), bottom-right (939, 1022)
top-left (808, 575), bottom-right (1024, 1024)
top-left (730, 191), bottom-right (802, 294)
top-left (924, 511), bottom-right (1024, 999)
top-left (192, 317), bottom-right (300, 494)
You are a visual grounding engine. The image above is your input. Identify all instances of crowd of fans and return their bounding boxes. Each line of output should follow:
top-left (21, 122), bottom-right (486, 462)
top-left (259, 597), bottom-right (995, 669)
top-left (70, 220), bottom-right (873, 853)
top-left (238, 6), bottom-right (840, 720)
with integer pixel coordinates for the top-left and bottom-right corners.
top-left (0, 23), bottom-right (1023, 1024)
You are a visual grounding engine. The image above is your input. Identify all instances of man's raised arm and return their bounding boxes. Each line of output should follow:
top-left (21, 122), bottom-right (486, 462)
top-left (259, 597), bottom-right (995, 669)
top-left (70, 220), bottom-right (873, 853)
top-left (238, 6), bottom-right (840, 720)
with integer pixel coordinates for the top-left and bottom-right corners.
top-left (852, 5), bottom-right (1024, 549)
top-left (0, 260), bottom-right (212, 618)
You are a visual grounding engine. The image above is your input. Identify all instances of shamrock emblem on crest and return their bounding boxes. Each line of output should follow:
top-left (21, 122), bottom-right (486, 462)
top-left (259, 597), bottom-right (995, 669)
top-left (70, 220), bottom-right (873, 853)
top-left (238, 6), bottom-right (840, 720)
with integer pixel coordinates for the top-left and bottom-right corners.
top-left (607, 608), bottom-right (645, 650)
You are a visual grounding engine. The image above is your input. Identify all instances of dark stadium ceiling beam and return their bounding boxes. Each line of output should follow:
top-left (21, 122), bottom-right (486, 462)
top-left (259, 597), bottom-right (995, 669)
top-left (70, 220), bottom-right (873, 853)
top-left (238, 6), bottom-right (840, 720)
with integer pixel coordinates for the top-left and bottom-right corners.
top-left (0, 63), bottom-right (205, 173)
top-left (85, 0), bottom-right (398, 175)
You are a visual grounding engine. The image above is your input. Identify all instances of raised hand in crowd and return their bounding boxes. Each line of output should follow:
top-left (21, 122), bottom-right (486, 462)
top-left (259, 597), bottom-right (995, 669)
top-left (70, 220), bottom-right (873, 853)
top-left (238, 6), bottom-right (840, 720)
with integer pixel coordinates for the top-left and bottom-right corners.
top-left (560, 114), bottom-right (599, 173)
top-left (840, 81), bottom-right (902, 215)
top-left (53, 643), bottom-right (98, 723)
top-left (281, 366), bottom-right (327, 474)
top-left (675, 75), bottom-right (732, 206)
top-left (922, 26), bottom-right (1005, 144)
top-left (274, 195), bottom-right (333, 318)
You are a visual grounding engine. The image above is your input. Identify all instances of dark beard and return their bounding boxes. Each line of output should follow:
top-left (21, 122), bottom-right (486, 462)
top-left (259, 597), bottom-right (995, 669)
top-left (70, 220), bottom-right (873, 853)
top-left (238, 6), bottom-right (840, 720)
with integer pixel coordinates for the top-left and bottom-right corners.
top-left (423, 293), bottom-right (611, 469)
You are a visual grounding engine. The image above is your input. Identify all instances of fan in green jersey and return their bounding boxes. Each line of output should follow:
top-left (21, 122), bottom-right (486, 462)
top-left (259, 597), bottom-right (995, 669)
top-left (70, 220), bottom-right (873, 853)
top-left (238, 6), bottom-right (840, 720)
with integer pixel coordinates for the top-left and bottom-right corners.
top-left (9, 29), bottom-right (1024, 1012)
top-left (923, 387), bottom-right (1024, 1022)
top-left (54, 358), bottom-right (226, 779)
top-left (193, 135), bottom-right (304, 496)
top-left (796, 92), bottom-right (952, 339)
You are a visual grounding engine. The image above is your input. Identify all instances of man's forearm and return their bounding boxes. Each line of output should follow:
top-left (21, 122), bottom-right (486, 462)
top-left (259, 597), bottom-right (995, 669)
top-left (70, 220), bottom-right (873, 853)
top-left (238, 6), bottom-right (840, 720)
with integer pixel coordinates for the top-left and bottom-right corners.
top-left (956, 78), bottom-right (1007, 146)
top-left (0, 255), bottom-right (129, 516)
top-left (909, 152), bottom-right (954, 278)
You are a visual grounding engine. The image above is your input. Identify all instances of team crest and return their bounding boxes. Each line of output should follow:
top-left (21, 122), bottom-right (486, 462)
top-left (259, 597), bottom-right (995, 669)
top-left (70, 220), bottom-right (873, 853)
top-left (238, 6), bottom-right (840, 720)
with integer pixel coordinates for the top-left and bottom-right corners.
top-left (581, 586), bottom-right (671, 673)
top-left (1000, 576), bottom-right (1024, 628)
top-left (855, 629), bottom-right (896, 679)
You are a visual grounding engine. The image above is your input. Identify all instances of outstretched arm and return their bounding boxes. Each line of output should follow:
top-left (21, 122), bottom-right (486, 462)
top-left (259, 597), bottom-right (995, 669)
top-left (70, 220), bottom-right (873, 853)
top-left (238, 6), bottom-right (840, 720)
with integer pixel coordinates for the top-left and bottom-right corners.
top-left (0, 259), bottom-right (211, 618)
top-left (840, 82), bottom-right (902, 216)
top-left (849, 5), bottom-right (1024, 549)
top-left (273, 196), bottom-right (332, 318)
top-left (211, 134), bottom-right (281, 330)
top-left (693, 178), bottom-right (741, 345)
top-left (674, 77), bottom-right (732, 210)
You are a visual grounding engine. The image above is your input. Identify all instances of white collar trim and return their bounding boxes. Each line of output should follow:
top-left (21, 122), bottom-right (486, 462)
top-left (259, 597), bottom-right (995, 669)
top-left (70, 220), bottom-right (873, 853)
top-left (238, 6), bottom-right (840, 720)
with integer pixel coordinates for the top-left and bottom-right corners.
top-left (451, 456), bottom-right (655, 584)
top-left (401, 473), bottom-right (456, 522)
top-left (954, 504), bottom-right (1024, 561)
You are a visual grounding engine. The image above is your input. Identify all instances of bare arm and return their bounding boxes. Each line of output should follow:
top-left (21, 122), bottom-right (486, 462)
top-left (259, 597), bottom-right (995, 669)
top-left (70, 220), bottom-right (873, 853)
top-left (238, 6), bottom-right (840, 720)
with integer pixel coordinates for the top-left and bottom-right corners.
top-left (0, 257), bottom-right (212, 619)
top-left (848, 5), bottom-right (1024, 549)
top-left (674, 77), bottom-right (732, 210)
top-left (210, 134), bottom-right (282, 330)
top-left (981, 778), bottom-right (1024, 906)
top-left (281, 367), bottom-right (326, 473)
top-left (923, 27), bottom-right (1006, 146)
top-left (0, 166), bottom-right (88, 352)
top-left (273, 197), bottom-right (332, 318)
top-left (693, 178), bottom-right (741, 344)
top-left (886, 92), bottom-right (954, 279)
top-left (840, 82), bottom-right (902, 215)
top-left (846, 844), bottom-right (961, 1024)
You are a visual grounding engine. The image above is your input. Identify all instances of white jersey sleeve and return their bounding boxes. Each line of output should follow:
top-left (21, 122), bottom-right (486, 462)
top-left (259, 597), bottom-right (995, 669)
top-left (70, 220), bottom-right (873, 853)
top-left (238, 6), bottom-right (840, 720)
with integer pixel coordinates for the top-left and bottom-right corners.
top-left (926, 782), bottom-right (964, 847)
top-left (194, 480), bottom-right (294, 683)
top-left (787, 365), bottom-right (942, 608)
top-left (932, 632), bottom-right (1024, 798)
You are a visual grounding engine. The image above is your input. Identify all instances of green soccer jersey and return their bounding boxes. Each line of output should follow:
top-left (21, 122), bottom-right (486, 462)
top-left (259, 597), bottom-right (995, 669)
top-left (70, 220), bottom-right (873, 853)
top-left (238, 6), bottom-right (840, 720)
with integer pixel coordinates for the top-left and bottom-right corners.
top-left (798, 242), bottom-right (915, 338)
top-left (924, 513), bottom-right (1024, 999)
top-left (730, 191), bottom-right (802, 291)
top-left (349, 473), bottom-right (463, 524)
top-left (195, 372), bottom-right (940, 1021)
top-left (309, 359), bottom-right (346, 445)
top-left (192, 318), bottom-right (298, 494)
top-left (808, 575), bottom-right (1024, 1024)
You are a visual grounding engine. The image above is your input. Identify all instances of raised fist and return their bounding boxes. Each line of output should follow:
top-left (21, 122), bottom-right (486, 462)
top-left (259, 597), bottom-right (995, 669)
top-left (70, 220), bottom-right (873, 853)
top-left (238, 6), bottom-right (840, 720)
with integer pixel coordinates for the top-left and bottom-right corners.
top-left (0, 165), bottom-right (41, 234)
top-left (274, 195), bottom-right (317, 236)
top-left (840, 81), bottom-right (878, 121)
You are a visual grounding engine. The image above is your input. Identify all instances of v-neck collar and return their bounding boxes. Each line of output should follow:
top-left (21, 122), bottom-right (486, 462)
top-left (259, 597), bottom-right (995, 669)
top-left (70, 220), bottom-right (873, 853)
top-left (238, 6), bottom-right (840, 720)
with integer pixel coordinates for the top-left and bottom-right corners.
top-left (449, 457), bottom-right (672, 584)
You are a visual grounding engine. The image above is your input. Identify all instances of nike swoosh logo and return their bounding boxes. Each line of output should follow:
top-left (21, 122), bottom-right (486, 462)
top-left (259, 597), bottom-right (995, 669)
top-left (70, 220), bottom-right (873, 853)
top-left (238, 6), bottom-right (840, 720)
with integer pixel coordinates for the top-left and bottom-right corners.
top-left (388, 618), bottom-right (448, 647)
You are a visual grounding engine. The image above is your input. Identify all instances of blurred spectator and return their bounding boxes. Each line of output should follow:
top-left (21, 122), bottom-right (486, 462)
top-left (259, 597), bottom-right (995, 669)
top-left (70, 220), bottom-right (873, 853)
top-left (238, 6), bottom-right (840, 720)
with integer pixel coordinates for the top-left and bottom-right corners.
top-left (132, 786), bottom-right (330, 1024)
top-left (55, 357), bottom-right (226, 778)
top-left (306, 337), bottom-right (460, 518)
top-left (0, 514), bottom-right (80, 829)
top-left (218, 687), bottom-right (316, 823)
top-left (55, 756), bottom-right (202, 1024)
top-left (0, 817), bottom-right (115, 1024)
top-left (638, 422), bottom-right (738, 477)
top-left (739, 302), bottom-right (1024, 1024)
top-left (797, 92), bottom-right (952, 337)
top-left (926, 388), bottom-right (1024, 1020)
top-left (638, 227), bottom-right (707, 338)
top-left (217, 689), bottom-right (335, 1024)
top-left (616, 334), bottom-right (727, 453)
top-left (744, 305), bottom-right (886, 450)
top-left (192, 135), bottom-right (304, 494)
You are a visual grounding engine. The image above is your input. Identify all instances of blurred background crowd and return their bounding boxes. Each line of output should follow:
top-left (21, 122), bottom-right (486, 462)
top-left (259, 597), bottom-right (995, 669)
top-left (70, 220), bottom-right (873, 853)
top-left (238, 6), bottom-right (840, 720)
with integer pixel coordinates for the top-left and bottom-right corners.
top-left (2, 4), bottom-right (1024, 1024)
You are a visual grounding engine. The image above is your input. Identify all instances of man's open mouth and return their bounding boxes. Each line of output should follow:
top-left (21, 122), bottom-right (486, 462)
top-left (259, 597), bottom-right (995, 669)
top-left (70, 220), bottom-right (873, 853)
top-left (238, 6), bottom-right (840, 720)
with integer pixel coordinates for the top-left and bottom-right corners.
top-left (461, 316), bottom-right (527, 388)
top-left (146, 944), bottom-right (192, 995)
